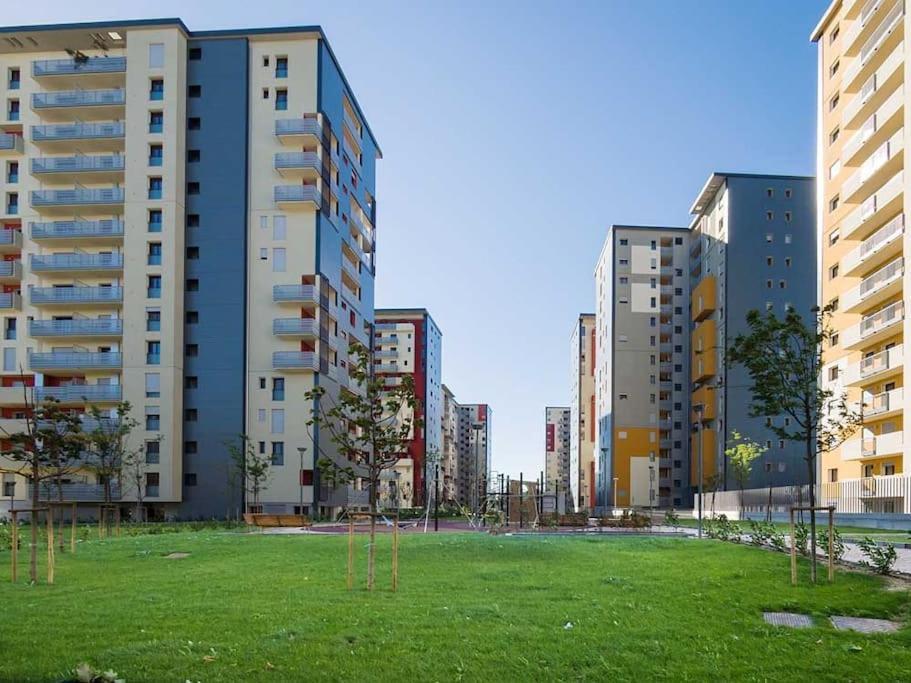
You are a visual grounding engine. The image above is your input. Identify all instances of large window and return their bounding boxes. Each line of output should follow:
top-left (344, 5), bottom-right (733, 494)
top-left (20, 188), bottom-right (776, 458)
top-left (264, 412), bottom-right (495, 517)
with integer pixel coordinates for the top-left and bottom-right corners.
top-left (148, 43), bottom-right (165, 68)
top-left (271, 442), bottom-right (284, 466)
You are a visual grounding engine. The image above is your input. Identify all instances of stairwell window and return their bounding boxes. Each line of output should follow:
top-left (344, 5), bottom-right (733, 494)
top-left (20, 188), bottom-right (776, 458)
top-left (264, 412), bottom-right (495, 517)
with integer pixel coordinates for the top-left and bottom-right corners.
top-left (149, 111), bottom-right (163, 134)
top-left (148, 209), bottom-right (162, 233)
top-left (149, 79), bottom-right (164, 101)
top-left (148, 177), bottom-right (162, 200)
top-left (149, 144), bottom-right (163, 167)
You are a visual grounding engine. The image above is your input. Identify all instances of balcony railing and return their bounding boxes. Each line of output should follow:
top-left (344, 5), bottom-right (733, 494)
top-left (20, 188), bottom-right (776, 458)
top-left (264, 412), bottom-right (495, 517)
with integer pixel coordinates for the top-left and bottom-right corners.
top-left (32, 122), bottom-right (125, 142)
top-left (374, 363), bottom-right (399, 373)
top-left (272, 351), bottom-right (319, 370)
top-left (860, 1), bottom-right (903, 65)
top-left (32, 57), bottom-right (127, 77)
top-left (843, 83), bottom-right (903, 163)
top-left (29, 351), bottom-right (122, 370)
top-left (32, 88), bottom-right (125, 110)
top-left (0, 293), bottom-right (21, 310)
top-left (0, 261), bottom-right (21, 279)
top-left (273, 284), bottom-right (318, 303)
top-left (0, 230), bottom-right (21, 248)
top-left (274, 151), bottom-right (321, 172)
top-left (842, 170), bottom-right (903, 238)
top-left (856, 299), bottom-right (904, 340)
top-left (31, 219), bottom-right (124, 240)
top-left (30, 252), bottom-right (124, 272)
top-left (842, 257), bottom-right (903, 309)
top-left (34, 384), bottom-right (121, 403)
top-left (37, 482), bottom-right (121, 502)
top-left (31, 188), bottom-right (124, 207)
top-left (845, 343), bottom-right (904, 386)
top-left (0, 133), bottom-right (23, 152)
top-left (274, 185), bottom-right (321, 206)
top-left (841, 129), bottom-right (903, 199)
top-left (29, 319), bottom-right (123, 337)
top-left (31, 155), bottom-right (125, 175)
top-left (30, 286), bottom-right (123, 305)
top-left (863, 387), bottom-right (903, 416)
top-left (275, 117), bottom-right (322, 138)
top-left (273, 318), bottom-right (319, 336)
top-left (842, 213), bottom-right (903, 272)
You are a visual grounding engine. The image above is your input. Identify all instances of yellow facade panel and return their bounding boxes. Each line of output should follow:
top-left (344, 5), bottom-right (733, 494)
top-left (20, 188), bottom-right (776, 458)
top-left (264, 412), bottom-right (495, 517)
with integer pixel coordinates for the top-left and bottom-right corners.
top-left (691, 275), bottom-right (716, 322)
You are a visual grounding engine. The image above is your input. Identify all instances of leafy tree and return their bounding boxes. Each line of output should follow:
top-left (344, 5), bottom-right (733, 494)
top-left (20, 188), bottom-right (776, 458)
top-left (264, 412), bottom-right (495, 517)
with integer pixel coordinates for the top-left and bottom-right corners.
top-left (82, 402), bottom-right (143, 505)
top-left (725, 430), bottom-right (766, 517)
top-left (304, 340), bottom-right (421, 590)
top-left (0, 384), bottom-right (82, 583)
top-left (728, 305), bottom-right (862, 582)
top-left (227, 435), bottom-right (272, 513)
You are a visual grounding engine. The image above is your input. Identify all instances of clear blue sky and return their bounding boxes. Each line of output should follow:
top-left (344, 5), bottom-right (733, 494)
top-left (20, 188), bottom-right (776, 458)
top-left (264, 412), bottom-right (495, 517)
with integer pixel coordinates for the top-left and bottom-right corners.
top-left (9, 0), bottom-right (829, 478)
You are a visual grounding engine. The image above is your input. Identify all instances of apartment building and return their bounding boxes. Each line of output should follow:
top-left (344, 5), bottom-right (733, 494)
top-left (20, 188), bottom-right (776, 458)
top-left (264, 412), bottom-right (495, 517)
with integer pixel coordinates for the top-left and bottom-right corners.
top-left (456, 403), bottom-right (493, 510)
top-left (544, 406), bottom-right (571, 504)
top-left (594, 226), bottom-right (691, 510)
top-left (689, 173), bottom-right (816, 491)
top-left (373, 308), bottom-right (442, 507)
top-left (0, 19), bottom-right (379, 519)
top-left (569, 313), bottom-right (596, 511)
top-left (441, 383), bottom-right (458, 504)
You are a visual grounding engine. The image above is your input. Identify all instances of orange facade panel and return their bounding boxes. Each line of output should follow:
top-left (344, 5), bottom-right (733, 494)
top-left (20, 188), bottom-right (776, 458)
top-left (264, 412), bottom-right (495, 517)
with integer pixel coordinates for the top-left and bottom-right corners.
top-left (691, 319), bottom-right (717, 382)
top-left (691, 275), bottom-right (716, 322)
top-left (691, 384), bottom-right (716, 421)
top-left (613, 426), bottom-right (654, 508)
top-left (690, 428), bottom-right (716, 487)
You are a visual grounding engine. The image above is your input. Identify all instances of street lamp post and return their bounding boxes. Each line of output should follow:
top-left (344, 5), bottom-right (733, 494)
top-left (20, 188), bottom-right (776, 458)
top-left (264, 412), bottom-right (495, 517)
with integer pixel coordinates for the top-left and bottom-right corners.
top-left (613, 476), bottom-right (618, 509)
top-left (296, 446), bottom-right (306, 517)
top-left (693, 404), bottom-right (704, 539)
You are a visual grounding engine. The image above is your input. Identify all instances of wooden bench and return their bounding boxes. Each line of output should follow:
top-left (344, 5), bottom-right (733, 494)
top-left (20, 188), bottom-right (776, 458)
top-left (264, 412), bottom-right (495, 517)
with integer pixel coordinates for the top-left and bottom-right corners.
top-left (243, 513), bottom-right (311, 528)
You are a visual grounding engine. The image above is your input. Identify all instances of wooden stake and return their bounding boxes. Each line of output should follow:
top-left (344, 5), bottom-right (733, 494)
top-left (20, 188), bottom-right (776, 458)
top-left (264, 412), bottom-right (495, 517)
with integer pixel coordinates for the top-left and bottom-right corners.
top-left (827, 508), bottom-right (834, 583)
top-left (46, 511), bottom-right (55, 585)
top-left (392, 513), bottom-right (399, 593)
top-left (10, 510), bottom-right (18, 583)
top-left (57, 507), bottom-right (64, 553)
top-left (98, 506), bottom-right (104, 539)
top-left (347, 517), bottom-right (354, 591)
top-left (789, 508), bottom-right (797, 587)
top-left (70, 503), bottom-right (77, 554)
top-left (115, 507), bottom-right (121, 537)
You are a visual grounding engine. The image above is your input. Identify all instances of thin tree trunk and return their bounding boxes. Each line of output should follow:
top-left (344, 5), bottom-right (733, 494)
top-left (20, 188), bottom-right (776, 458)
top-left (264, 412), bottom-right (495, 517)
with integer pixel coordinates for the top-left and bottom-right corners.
top-left (30, 464), bottom-right (39, 583)
top-left (368, 475), bottom-right (377, 591)
top-left (807, 445), bottom-right (817, 583)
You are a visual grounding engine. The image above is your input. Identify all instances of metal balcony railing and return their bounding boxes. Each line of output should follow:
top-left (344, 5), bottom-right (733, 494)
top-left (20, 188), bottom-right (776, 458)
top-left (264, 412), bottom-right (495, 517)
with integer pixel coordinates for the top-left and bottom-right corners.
top-left (275, 117), bottom-right (322, 137)
top-left (31, 155), bottom-right (125, 174)
top-left (273, 318), bottom-right (319, 335)
top-left (31, 219), bottom-right (124, 240)
top-left (0, 261), bottom-right (21, 278)
top-left (374, 363), bottom-right (399, 373)
top-left (34, 384), bottom-right (121, 403)
top-left (30, 252), bottom-right (124, 271)
top-left (29, 351), bottom-right (122, 370)
top-left (30, 286), bottom-right (123, 305)
top-left (32, 89), bottom-right (126, 109)
top-left (842, 213), bottom-right (903, 272)
top-left (32, 122), bottom-right (125, 142)
top-left (31, 188), bottom-right (124, 207)
top-left (0, 133), bottom-right (22, 151)
top-left (272, 351), bottom-right (319, 370)
top-left (0, 230), bottom-right (21, 247)
top-left (274, 185), bottom-right (321, 206)
top-left (37, 482), bottom-right (121, 502)
top-left (32, 57), bottom-right (127, 76)
top-left (273, 284), bottom-right (318, 302)
top-left (274, 152), bottom-right (321, 171)
top-left (0, 293), bottom-right (21, 309)
top-left (29, 319), bottom-right (123, 337)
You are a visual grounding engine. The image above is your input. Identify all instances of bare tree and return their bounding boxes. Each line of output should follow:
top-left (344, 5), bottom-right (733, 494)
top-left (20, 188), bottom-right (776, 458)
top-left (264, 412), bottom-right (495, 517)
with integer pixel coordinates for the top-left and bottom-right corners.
top-left (121, 445), bottom-right (151, 522)
top-left (226, 435), bottom-right (272, 513)
top-left (82, 401), bottom-right (143, 505)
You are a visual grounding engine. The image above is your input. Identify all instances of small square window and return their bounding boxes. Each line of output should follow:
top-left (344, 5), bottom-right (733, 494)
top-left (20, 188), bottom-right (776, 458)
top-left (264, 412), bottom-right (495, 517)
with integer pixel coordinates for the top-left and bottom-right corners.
top-left (187, 214), bottom-right (200, 228)
top-left (189, 47), bottom-right (202, 60)
top-left (188, 149), bottom-right (201, 163)
top-left (186, 310), bottom-right (199, 324)
top-left (188, 117), bottom-right (201, 130)
top-left (188, 84), bottom-right (202, 97)
top-left (187, 278), bottom-right (199, 292)
top-left (187, 246), bottom-right (199, 260)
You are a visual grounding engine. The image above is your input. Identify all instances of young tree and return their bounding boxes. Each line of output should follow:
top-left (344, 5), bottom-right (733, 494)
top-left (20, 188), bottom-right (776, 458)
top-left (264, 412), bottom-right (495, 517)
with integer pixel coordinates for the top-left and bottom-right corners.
top-left (121, 445), bottom-right (151, 522)
top-left (728, 305), bottom-right (862, 582)
top-left (82, 402), bottom-right (143, 505)
top-left (227, 435), bottom-right (272, 513)
top-left (304, 340), bottom-right (421, 590)
top-left (725, 430), bottom-right (767, 518)
top-left (0, 384), bottom-right (82, 583)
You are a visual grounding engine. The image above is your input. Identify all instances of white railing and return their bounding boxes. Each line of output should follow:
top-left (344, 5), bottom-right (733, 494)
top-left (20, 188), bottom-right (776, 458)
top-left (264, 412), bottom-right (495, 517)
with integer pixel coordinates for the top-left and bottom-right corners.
top-left (842, 299), bottom-right (904, 346)
top-left (841, 256), bottom-right (902, 309)
top-left (842, 170), bottom-right (903, 238)
top-left (862, 386), bottom-right (903, 416)
top-left (842, 212), bottom-right (903, 272)
top-left (841, 128), bottom-right (903, 198)
top-left (843, 343), bottom-right (903, 383)
top-left (842, 81), bottom-right (903, 162)
top-left (842, 430), bottom-right (903, 459)
top-left (822, 474), bottom-right (911, 513)
top-left (842, 41), bottom-right (902, 126)
top-left (844, 0), bottom-right (886, 52)
top-left (860, 1), bottom-right (903, 66)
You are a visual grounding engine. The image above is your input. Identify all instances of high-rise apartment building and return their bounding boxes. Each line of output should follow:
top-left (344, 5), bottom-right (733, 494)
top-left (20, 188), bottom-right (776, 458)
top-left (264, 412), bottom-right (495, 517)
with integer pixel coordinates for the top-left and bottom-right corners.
top-left (441, 383), bottom-right (459, 504)
top-left (544, 406), bottom-right (571, 505)
top-left (812, 1), bottom-right (911, 513)
top-left (373, 308), bottom-right (442, 506)
top-left (689, 173), bottom-right (816, 491)
top-left (594, 226), bottom-right (691, 510)
top-left (569, 313), bottom-right (596, 511)
top-left (456, 403), bottom-right (492, 510)
top-left (0, 19), bottom-right (379, 519)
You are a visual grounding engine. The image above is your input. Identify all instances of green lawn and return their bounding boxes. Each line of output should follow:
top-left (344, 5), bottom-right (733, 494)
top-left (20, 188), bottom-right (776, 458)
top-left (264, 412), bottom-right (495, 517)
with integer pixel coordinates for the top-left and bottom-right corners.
top-left (673, 517), bottom-right (911, 539)
top-left (1, 531), bottom-right (909, 682)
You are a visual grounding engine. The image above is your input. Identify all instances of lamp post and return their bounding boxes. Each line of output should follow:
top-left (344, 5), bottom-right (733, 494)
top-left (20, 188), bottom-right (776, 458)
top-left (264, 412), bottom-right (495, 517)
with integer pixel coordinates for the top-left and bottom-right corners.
top-left (296, 446), bottom-right (306, 516)
top-left (693, 404), bottom-right (704, 539)
top-left (612, 476), bottom-right (618, 509)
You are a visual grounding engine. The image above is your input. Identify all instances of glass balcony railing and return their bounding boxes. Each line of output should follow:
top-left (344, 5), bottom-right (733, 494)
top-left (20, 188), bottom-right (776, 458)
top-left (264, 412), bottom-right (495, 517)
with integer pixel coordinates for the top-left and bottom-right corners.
top-left (0, 133), bottom-right (23, 152)
top-left (274, 151), bottom-right (321, 172)
top-left (0, 230), bottom-right (21, 247)
top-left (273, 284), bottom-right (318, 302)
top-left (32, 122), bottom-right (125, 142)
top-left (274, 185), bottom-right (321, 206)
top-left (275, 117), bottom-right (322, 137)
top-left (31, 155), bottom-right (125, 175)
top-left (273, 318), bottom-right (319, 335)
top-left (0, 293), bottom-right (21, 309)
top-left (30, 286), bottom-right (123, 305)
top-left (31, 219), bottom-right (124, 240)
top-left (29, 351), bottom-right (122, 370)
top-left (30, 252), bottom-right (123, 272)
top-left (0, 261), bottom-right (21, 278)
top-left (31, 188), bottom-right (124, 207)
top-left (29, 319), bottom-right (122, 337)
top-left (32, 89), bottom-right (125, 109)
top-left (272, 351), bottom-right (319, 370)
top-left (32, 57), bottom-right (127, 77)
top-left (35, 384), bottom-right (121, 403)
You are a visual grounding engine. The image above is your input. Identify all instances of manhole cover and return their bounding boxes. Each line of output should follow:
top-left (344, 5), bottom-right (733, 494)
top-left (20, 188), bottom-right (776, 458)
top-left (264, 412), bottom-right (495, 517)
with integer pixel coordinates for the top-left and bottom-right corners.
top-left (830, 616), bottom-right (901, 634)
top-left (763, 612), bottom-right (813, 628)
top-left (165, 552), bottom-right (190, 559)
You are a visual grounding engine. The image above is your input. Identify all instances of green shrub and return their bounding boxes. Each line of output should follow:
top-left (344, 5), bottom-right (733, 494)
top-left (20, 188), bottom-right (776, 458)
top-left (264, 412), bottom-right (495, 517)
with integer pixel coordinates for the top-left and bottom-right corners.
top-left (748, 520), bottom-right (774, 546)
top-left (858, 537), bottom-right (898, 575)
top-left (793, 521), bottom-right (809, 556)
top-left (664, 509), bottom-right (680, 528)
top-left (769, 527), bottom-right (787, 553)
top-left (817, 527), bottom-right (846, 562)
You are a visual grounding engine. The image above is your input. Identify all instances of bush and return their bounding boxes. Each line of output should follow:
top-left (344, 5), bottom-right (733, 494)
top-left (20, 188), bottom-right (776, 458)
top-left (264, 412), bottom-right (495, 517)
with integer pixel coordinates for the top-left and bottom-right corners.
top-left (817, 527), bottom-right (846, 562)
top-left (769, 527), bottom-right (787, 553)
top-left (793, 521), bottom-right (809, 556)
top-left (707, 514), bottom-right (741, 542)
top-left (664, 509), bottom-right (680, 528)
top-left (858, 537), bottom-right (898, 575)
top-left (558, 513), bottom-right (588, 527)
top-left (748, 520), bottom-right (774, 546)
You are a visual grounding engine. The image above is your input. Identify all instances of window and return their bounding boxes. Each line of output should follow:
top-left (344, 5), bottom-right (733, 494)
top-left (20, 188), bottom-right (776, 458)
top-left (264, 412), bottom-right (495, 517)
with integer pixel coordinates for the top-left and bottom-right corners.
top-left (187, 278), bottom-right (199, 292)
top-left (146, 309), bottom-right (161, 331)
top-left (829, 92), bottom-right (839, 111)
top-left (784, 234), bottom-right (792, 244)
top-left (830, 297), bottom-right (839, 311)
top-left (145, 406), bottom-right (160, 431)
top-left (275, 88), bottom-right (288, 111)
top-left (185, 408), bottom-right (198, 421)
top-left (186, 310), bottom-right (199, 324)
top-left (275, 56), bottom-right (288, 78)
top-left (272, 377), bottom-right (285, 401)
top-left (6, 161), bottom-right (18, 183)
top-left (145, 441), bottom-right (160, 463)
top-left (259, 377), bottom-right (267, 389)
top-left (148, 177), bottom-right (162, 200)
top-left (272, 248), bottom-right (286, 272)
top-left (149, 144), bottom-right (163, 167)
top-left (829, 160), bottom-right (841, 179)
top-left (147, 341), bottom-right (161, 365)
top-left (785, 189), bottom-right (792, 199)
top-left (779, 280), bottom-right (786, 289)
top-left (2, 347), bottom-right (15, 371)
top-left (263, 56), bottom-right (270, 67)
top-left (149, 43), bottom-right (165, 68)
top-left (186, 343), bottom-right (198, 357)
top-left (829, 127), bottom-right (839, 144)
top-left (271, 409), bottom-right (285, 434)
top-left (147, 242), bottom-right (162, 266)
top-left (766, 211), bottom-right (773, 221)
top-left (828, 229), bottom-right (839, 246)
top-left (149, 111), bottom-right (163, 133)
top-left (185, 376), bottom-right (198, 389)
top-left (146, 472), bottom-right (160, 497)
top-left (829, 25), bottom-right (839, 43)
top-left (262, 88), bottom-right (269, 100)
top-left (828, 366), bottom-right (839, 382)
top-left (188, 117), bottom-right (201, 130)
top-left (188, 149), bottom-right (201, 163)
top-left (4, 317), bottom-right (15, 341)
top-left (784, 212), bottom-right (792, 223)
top-left (766, 257), bottom-right (773, 267)
top-left (258, 409), bottom-right (266, 423)
top-left (271, 441), bottom-right (284, 465)
top-left (150, 78), bottom-right (164, 101)
top-left (259, 248), bottom-right (268, 261)
top-left (766, 188), bottom-right (774, 198)
top-left (184, 473), bottom-right (198, 486)
top-left (7, 192), bottom-right (18, 215)
top-left (148, 275), bottom-right (162, 298)
top-left (830, 333), bottom-right (839, 347)
top-left (145, 372), bottom-right (160, 398)
top-left (765, 233), bottom-right (773, 243)
top-left (273, 215), bottom-right (287, 240)
top-left (785, 257), bottom-right (792, 268)
top-left (188, 84), bottom-right (202, 98)
top-left (148, 209), bottom-right (163, 233)
top-left (187, 214), bottom-right (200, 227)
top-left (8, 68), bottom-right (19, 90)
top-left (830, 60), bottom-right (839, 77)
top-left (829, 264), bottom-right (839, 279)
top-left (7, 99), bottom-right (19, 121)
top-left (187, 246), bottom-right (199, 260)
top-left (766, 279), bottom-right (773, 289)
top-left (187, 182), bottom-right (200, 195)
top-left (188, 47), bottom-right (202, 60)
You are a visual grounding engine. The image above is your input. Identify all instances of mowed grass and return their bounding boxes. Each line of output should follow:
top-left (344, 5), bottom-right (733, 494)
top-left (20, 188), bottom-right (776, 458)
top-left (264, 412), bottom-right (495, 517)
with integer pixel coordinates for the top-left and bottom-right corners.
top-left (1, 531), bottom-right (910, 682)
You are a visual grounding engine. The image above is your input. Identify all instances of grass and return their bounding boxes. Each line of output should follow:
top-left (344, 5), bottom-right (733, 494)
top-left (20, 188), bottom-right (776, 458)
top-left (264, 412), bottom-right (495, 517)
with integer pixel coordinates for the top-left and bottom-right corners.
top-left (1, 531), bottom-right (909, 682)
top-left (673, 517), bottom-right (910, 539)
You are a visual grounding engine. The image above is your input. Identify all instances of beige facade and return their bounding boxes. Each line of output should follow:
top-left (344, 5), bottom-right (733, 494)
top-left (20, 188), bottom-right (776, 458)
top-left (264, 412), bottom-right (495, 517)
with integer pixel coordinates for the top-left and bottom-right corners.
top-left (569, 313), bottom-right (596, 511)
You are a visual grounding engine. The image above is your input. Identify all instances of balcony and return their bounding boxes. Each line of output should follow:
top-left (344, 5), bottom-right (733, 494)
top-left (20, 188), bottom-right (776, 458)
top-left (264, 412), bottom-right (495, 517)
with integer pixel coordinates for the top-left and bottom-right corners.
top-left (29, 318), bottom-right (122, 338)
top-left (31, 89), bottom-right (125, 121)
top-left (31, 219), bottom-right (124, 243)
top-left (273, 284), bottom-right (318, 304)
top-left (31, 188), bottom-right (124, 215)
top-left (31, 155), bottom-right (125, 184)
top-left (862, 386), bottom-right (903, 419)
top-left (30, 286), bottom-right (123, 307)
top-left (0, 230), bottom-right (22, 254)
top-left (374, 363), bottom-right (400, 373)
top-left (843, 82), bottom-right (903, 165)
top-left (37, 482), bottom-right (121, 502)
top-left (29, 351), bottom-right (122, 373)
top-left (842, 170), bottom-right (903, 240)
top-left (0, 293), bottom-right (21, 310)
top-left (272, 318), bottom-right (319, 337)
top-left (30, 252), bottom-right (123, 275)
top-left (843, 300), bottom-right (903, 348)
top-left (274, 185), bottom-right (321, 209)
top-left (275, 117), bottom-right (322, 144)
top-left (843, 0), bottom-right (904, 88)
top-left (31, 122), bottom-right (125, 151)
top-left (0, 260), bottom-right (22, 284)
top-left (843, 344), bottom-right (903, 386)
top-left (841, 257), bottom-right (903, 312)
top-left (842, 430), bottom-right (903, 461)
top-left (842, 42), bottom-right (902, 130)
top-left (841, 128), bottom-right (903, 203)
top-left (341, 256), bottom-right (360, 280)
top-left (32, 57), bottom-right (126, 86)
top-left (0, 133), bottom-right (23, 154)
top-left (844, 0), bottom-right (892, 55)
top-left (842, 213), bottom-right (903, 275)
top-left (274, 152), bottom-right (321, 178)
top-left (34, 384), bottom-right (121, 404)
top-left (374, 349), bottom-right (398, 359)
top-left (272, 351), bottom-right (319, 371)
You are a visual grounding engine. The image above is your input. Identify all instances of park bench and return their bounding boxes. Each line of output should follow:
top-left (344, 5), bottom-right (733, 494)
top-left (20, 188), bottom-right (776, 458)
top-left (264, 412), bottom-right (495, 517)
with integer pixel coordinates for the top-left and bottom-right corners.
top-left (243, 513), bottom-right (311, 528)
